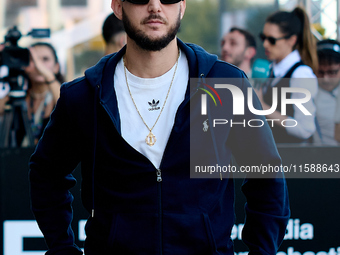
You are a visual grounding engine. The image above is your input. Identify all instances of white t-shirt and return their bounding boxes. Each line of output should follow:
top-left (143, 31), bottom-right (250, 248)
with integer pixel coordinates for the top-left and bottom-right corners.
top-left (114, 50), bottom-right (189, 168)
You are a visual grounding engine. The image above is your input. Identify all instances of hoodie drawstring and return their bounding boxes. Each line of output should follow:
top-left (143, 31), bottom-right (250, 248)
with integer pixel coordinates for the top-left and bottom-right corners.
top-left (91, 84), bottom-right (100, 217)
top-left (200, 73), bottom-right (223, 181)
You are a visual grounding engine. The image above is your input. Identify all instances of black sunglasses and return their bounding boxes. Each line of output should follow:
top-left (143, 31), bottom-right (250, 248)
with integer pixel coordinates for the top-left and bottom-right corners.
top-left (122, 0), bottom-right (182, 4)
top-left (259, 33), bottom-right (291, 45)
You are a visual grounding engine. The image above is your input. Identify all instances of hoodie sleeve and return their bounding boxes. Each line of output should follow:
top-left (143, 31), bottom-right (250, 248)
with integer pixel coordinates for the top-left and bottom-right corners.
top-left (29, 84), bottom-right (83, 255)
top-left (228, 76), bottom-right (290, 255)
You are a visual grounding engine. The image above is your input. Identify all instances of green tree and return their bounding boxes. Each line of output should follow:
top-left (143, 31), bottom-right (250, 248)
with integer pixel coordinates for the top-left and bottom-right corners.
top-left (178, 0), bottom-right (219, 54)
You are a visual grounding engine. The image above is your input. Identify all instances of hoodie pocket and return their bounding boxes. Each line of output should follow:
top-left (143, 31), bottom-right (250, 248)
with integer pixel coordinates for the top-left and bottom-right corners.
top-left (84, 212), bottom-right (119, 253)
top-left (107, 212), bottom-right (159, 254)
top-left (162, 212), bottom-right (219, 255)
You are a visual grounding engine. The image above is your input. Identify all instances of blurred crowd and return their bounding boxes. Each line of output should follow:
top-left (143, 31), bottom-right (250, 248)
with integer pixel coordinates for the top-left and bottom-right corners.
top-left (221, 6), bottom-right (340, 146)
top-left (1, 6), bottom-right (340, 147)
top-left (0, 13), bottom-right (126, 148)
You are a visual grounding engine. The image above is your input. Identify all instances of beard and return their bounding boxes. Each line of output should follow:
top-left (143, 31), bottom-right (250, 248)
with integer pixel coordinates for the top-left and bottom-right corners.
top-left (230, 50), bottom-right (246, 67)
top-left (122, 8), bottom-right (181, 51)
top-left (232, 55), bottom-right (245, 67)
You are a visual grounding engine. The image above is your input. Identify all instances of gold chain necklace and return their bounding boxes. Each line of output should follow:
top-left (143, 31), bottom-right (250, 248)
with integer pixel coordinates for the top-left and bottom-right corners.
top-left (123, 51), bottom-right (180, 146)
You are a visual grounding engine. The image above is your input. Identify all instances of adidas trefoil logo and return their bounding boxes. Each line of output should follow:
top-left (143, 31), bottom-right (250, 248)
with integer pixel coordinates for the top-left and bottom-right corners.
top-left (148, 99), bottom-right (160, 111)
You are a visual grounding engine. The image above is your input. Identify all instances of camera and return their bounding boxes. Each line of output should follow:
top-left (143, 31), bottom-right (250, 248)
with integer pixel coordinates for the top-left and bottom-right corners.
top-left (0, 26), bottom-right (50, 98)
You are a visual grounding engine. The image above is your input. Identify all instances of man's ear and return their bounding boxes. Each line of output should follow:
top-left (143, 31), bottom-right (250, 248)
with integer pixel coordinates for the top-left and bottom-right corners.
top-left (111, 0), bottom-right (123, 20)
top-left (245, 47), bottom-right (256, 61)
top-left (180, 0), bottom-right (186, 20)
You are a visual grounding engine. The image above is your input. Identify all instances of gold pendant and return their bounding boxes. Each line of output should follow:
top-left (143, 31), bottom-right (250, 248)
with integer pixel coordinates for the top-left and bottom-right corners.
top-left (146, 132), bottom-right (156, 146)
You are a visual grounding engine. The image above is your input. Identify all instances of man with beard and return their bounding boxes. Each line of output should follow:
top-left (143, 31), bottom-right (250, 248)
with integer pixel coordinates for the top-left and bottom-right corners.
top-left (221, 27), bottom-right (257, 77)
top-left (29, 0), bottom-right (289, 254)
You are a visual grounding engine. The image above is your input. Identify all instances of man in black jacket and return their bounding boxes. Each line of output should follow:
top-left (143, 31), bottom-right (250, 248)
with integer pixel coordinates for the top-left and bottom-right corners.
top-left (29, 0), bottom-right (290, 254)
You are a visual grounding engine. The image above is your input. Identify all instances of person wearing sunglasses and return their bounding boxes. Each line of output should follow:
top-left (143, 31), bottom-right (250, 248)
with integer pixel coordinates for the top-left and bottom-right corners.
top-left (256, 6), bottom-right (318, 144)
top-left (314, 39), bottom-right (340, 145)
top-left (29, 0), bottom-right (289, 254)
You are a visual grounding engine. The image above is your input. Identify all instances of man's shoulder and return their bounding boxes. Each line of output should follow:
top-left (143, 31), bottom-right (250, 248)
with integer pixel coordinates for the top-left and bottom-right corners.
top-left (62, 76), bottom-right (87, 89)
top-left (61, 76), bottom-right (89, 94)
top-left (212, 59), bottom-right (246, 78)
top-left (60, 75), bottom-right (93, 103)
top-left (180, 40), bottom-right (246, 78)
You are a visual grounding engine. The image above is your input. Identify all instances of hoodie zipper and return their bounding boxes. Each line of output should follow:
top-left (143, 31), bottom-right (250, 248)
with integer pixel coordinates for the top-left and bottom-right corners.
top-left (156, 169), bottom-right (162, 182)
top-left (157, 169), bottom-right (163, 255)
top-left (155, 75), bottom-right (203, 254)
top-left (91, 84), bottom-right (100, 218)
top-left (100, 92), bottom-right (164, 251)
top-left (157, 168), bottom-right (162, 255)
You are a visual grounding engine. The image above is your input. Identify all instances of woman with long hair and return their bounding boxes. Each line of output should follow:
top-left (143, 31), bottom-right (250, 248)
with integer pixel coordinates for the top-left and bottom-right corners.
top-left (23, 42), bottom-right (64, 145)
top-left (257, 6), bottom-right (318, 143)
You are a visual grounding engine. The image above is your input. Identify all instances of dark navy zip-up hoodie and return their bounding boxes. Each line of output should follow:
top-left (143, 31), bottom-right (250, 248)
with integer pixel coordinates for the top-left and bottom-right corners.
top-left (29, 39), bottom-right (290, 255)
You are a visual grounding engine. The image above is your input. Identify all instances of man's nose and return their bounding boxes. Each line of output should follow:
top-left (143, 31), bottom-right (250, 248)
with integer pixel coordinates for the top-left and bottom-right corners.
top-left (222, 42), bottom-right (230, 52)
top-left (147, 0), bottom-right (162, 13)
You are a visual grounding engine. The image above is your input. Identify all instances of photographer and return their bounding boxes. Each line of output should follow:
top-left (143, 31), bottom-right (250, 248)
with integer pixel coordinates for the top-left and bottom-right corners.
top-left (0, 42), bottom-right (64, 146)
top-left (23, 42), bottom-right (64, 145)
